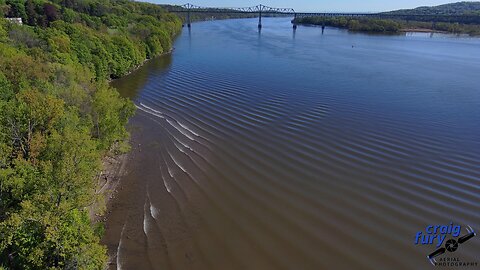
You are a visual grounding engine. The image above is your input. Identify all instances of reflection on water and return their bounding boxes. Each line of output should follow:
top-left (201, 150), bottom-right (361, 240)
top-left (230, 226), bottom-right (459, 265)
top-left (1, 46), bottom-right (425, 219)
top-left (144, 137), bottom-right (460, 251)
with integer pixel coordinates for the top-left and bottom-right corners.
top-left (111, 54), bottom-right (173, 99)
top-left (104, 17), bottom-right (480, 270)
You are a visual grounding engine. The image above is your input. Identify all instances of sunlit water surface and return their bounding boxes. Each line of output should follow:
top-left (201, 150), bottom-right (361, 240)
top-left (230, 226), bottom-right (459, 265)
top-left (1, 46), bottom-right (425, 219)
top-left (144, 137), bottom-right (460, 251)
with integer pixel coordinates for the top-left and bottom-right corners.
top-left (106, 17), bottom-right (480, 270)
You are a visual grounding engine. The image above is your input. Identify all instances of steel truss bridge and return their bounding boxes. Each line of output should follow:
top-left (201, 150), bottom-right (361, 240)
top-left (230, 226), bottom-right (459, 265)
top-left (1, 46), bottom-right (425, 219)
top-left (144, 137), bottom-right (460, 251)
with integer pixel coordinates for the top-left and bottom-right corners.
top-left (167, 3), bottom-right (480, 29)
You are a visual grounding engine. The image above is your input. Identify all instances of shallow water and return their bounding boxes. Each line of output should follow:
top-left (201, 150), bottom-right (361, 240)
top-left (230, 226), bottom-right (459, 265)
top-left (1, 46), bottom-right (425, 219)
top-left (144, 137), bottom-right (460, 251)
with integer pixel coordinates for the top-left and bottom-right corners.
top-left (106, 17), bottom-right (480, 269)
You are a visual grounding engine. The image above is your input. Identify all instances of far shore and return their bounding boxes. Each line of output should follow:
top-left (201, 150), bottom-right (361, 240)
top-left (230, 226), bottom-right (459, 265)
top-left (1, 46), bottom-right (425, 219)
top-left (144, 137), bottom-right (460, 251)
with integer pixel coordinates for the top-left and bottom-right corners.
top-left (399, 28), bottom-right (448, 33)
top-left (295, 22), bottom-right (471, 36)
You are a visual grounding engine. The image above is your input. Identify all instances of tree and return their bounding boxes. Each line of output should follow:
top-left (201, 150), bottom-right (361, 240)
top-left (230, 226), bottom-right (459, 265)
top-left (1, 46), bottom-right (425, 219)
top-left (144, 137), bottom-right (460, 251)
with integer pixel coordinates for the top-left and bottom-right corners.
top-left (348, 19), bottom-right (360, 31)
top-left (92, 85), bottom-right (135, 150)
top-left (25, 0), bottom-right (37, 26)
top-left (43, 3), bottom-right (58, 24)
top-left (6, 0), bottom-right (26, 19)
top-left (0, 22), bottom-right (7, 42)
top-left (0, 0), bottom-right (10, 16)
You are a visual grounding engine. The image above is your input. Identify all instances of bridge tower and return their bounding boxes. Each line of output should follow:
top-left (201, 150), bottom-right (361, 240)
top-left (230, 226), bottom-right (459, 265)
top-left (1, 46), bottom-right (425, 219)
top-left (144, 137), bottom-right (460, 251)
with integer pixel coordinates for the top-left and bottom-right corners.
top-left (175, 4), bottom-right (296, 30)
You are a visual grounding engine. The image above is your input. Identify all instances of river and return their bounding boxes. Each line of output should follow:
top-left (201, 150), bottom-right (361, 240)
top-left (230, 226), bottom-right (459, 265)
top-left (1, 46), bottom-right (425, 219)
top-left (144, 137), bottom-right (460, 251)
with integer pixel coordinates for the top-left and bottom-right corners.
top-left (105, 17), bottom-right (480, 270)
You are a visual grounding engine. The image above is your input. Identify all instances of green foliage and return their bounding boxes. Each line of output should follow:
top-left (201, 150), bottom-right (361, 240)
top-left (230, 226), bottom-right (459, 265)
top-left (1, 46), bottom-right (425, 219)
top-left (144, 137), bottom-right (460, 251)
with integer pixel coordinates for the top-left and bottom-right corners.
top-left (1, 0), bottom-right (10, 16)
top-left (6, 0), bottom-right (26, 19)
top-left (0, 0), bottom-right (181, 268)
top-left (295, 16), bottom-right (480, 36)
top-left (3, 0), bottom-right (182, 80)
top-left (387, 1), bottom-right (480, 16)
top-left (0, 202), bottom-right (107, 269)
top-left (295, 17), bottom-right (402, 33)
top-left (108, 35), bottom-right (145, 78)
top-left (381, 2), bottom-right (480, 24)
top-left (92, 84), bottom-right (136, 150)
top-left (0, 21), bottom-right (7, 42)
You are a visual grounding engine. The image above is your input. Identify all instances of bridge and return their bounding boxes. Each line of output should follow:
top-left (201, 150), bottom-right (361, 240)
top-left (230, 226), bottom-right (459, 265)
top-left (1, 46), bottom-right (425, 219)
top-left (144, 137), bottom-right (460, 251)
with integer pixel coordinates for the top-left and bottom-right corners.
top-left (167, 3), bottom-right (374, 29)
top-left (166, 3), bottom-right (480, 30)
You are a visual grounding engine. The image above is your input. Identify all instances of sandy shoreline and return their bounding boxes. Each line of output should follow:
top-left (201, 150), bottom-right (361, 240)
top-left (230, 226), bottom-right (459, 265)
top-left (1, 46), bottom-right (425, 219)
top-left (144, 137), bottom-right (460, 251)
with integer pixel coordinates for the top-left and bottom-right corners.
top-left (90, 152), bottom-right (129, 223)
top-left (100, 113), bottom-right (176, 269)
top-left (92, 48), bottom-right (175, 220)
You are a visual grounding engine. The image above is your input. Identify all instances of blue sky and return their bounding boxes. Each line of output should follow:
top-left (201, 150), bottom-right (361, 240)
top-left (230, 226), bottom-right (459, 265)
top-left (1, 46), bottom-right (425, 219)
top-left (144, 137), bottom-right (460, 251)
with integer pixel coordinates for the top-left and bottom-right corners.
top-left (152, 0), bottom-right (457, 12)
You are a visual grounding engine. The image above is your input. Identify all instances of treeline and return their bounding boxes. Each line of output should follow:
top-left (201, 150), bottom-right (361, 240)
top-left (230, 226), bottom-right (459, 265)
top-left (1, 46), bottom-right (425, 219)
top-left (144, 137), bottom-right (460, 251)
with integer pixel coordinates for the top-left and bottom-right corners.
top-left (160, 6), bottom-right (257, 23)
top-left (2, 0), bottom-right (182, 79)
top-left (188, 12), bottom-right (256, 22)
top-left (385, 1), bottom-right (480, 16)
top-left (294, 17), bottom-right (402, 33)
top-left (294, 16), bottom-right (480, 35)
top-left (0, 0), bottom-right (181, 269)
top-left (380, 2), bottom-right (480, 25)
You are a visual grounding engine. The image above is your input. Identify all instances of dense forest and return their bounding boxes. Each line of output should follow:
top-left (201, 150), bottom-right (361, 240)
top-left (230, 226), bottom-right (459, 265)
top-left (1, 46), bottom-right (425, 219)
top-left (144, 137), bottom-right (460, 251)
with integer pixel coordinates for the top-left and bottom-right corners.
top-left (381, 1), bottom-right (480, 24)
top-left (385, 1), bottom-right (480, 15)
top-left (294, 17), bottom-right (402, 33)
top-left (0, 0), bottom-right (181, 268)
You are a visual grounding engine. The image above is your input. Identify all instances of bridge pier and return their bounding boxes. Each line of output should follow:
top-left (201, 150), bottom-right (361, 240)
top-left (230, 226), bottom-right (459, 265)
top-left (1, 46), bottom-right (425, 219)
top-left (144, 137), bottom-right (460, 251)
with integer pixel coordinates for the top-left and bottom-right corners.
top-left (175, 4), bottom-right (299, 30)
top-left (258, 10), bottom-right (262, 29)
top-left (172, 5), bottom-right (464, 34)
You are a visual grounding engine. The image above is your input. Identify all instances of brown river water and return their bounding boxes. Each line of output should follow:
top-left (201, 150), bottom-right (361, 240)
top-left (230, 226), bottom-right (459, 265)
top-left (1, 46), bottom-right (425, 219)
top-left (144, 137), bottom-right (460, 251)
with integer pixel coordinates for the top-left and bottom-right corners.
top-left (104, 17), bottom-right (480, 269)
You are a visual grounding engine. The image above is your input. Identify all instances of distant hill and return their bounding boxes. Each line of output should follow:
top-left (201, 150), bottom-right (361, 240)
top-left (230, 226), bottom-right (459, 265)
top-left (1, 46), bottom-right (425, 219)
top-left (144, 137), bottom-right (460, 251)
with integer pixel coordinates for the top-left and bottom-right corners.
top-left (295, 1), bottom-right (480, 35)
top-left (385, 1), bottom-right (480, 15)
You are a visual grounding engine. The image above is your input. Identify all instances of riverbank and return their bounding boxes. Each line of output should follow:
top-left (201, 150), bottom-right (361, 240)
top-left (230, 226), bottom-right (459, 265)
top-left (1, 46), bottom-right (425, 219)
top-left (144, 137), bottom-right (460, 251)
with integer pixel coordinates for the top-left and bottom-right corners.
top-left (93, 45), bottom-right (177, 223)
top-left (90, 152), bottom-right (129, 222)
top-left (100, 114), bottom-right (146, 269)
top-left (101, 110), bottom-right (204, 269)
top-left (399, 28), bottom-right (447, 33)
top-left (293, 16), bottom-right (480, 36)
top-left (108, 48), bottom-right (175, 83)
